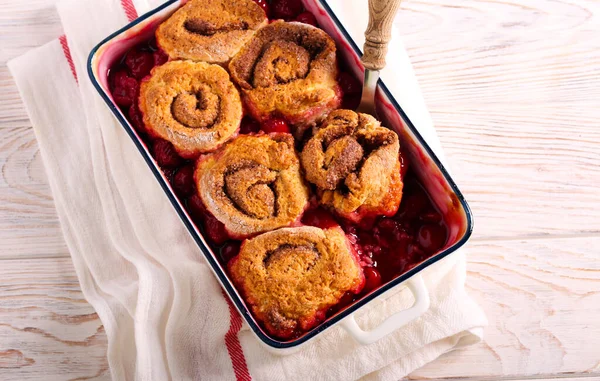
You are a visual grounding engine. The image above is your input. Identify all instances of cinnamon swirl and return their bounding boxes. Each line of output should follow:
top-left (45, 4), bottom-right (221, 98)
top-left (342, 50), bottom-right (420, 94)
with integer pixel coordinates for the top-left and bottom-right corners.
top-left (155, 0), bottom-right (268, 64)
top-left (229, 21), bottom-right (341, 135)
top-left (229, 226), bottom-right (364, 339)
top-left (301, 110), bottom-right (403, 222)
top-left (139, 60), bottom-right (242, 158)
top-left (195, 134), bottom-right (309, 239)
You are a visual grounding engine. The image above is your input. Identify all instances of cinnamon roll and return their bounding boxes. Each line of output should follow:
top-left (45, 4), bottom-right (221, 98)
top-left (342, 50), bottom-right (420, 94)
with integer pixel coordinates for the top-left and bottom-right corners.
top-left (301, 110), bottom-right (403, 222)
top-left (229, 226), bottom-right (364, 339)
top-left (229, 21), bottom-right (341, 135)
top-left (139, 61), bottom-right (242, 158)
top-left (155, 0), bottom-right (267, 64)
top-left (195, 134), bottom-right (309, 239)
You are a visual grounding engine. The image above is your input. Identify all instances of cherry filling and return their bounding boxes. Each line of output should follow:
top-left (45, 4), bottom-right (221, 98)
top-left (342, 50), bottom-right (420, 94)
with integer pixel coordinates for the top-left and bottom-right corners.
top-left (239, 117), bottom-right (261, 134)
top-left (172, 165), bottom-right (195, 197)
top-left (110, 70), bottom-right (139, 108)
top-left (271, 0), bottom-right (304, 20)
top-left (125, 48), bottom-right (155, 79)
top-left (188, 194), bottom-right (229, 245)
top-left (110, 3), bottom-right (449, 340)
top-left (295, 11), bottom-right (318, 26)
top-left (152, 139), bottom-right (183, 168)
top-left (261, 118), bottom-right (291, 134)
top-left (252, 0), bottom-right (271, 18)
top-left (301, 207), bottom-right (339, 229)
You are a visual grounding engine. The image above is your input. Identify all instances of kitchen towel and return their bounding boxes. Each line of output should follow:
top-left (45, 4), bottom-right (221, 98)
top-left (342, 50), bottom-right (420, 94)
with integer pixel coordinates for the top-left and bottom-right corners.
top-left (8, 0), bottom-right (488, 379)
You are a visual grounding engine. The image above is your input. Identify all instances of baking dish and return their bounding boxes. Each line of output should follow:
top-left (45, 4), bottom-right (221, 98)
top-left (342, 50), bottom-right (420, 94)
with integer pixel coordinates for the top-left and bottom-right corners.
top-left (87, 0), bottom-right (473, 352)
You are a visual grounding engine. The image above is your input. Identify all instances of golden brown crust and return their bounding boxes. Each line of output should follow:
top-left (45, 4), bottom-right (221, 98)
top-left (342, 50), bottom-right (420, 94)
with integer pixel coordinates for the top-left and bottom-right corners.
top-left (301, 110), bottom-right (403, 219)
top-left (155, 0), bottom-right (267, 64)
top-left (228, 226), bottom-right (364, 338)
top-left (195, 134), bottom-right (309, 238)
top-left (139, 61), bottom-right (242, 158)
top-left (228, 21), bottom-right (341, 131)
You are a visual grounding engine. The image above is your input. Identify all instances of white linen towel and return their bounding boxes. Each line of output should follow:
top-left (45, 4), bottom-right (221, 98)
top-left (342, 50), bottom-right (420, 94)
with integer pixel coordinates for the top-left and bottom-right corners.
top-left (8, 0), bottom-right (487, 379)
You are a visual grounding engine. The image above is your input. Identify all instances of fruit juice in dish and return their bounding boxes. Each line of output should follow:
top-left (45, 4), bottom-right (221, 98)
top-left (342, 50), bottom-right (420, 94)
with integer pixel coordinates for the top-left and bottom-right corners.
top-left (105, 0), bottom-right (451, 341)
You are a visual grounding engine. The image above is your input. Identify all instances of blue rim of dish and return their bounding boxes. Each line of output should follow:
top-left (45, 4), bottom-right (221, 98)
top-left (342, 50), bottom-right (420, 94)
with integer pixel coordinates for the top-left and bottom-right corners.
top-left (87, 0), bottom-right (473, 350)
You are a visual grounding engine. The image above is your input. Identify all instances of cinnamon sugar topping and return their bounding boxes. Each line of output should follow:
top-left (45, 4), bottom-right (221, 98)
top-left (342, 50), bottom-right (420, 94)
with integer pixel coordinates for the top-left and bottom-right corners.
top-left (195, 134), bottom-right (309, 238)
top-left (229, 21), bottom-right (341, 131)
top-left (156, 0), bottom-right (267, 64)
top-left (228, 226), bottom-right (364, 338)
top-left (301, 110), bottom-right (403, 220)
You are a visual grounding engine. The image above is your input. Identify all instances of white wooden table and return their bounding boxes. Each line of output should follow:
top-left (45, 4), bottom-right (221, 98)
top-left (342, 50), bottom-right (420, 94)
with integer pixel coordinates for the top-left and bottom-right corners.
top-left (1, 0), bottom-right (599, 379)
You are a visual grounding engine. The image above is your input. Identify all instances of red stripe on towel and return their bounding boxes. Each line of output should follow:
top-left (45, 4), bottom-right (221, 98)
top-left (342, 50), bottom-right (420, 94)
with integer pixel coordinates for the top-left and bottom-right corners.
top-left (223, 291), bottom-right (252, 381)
top-left (59, 35), bottom-right (78, 83)
top-left (121, 0), bottom-right (138, 22)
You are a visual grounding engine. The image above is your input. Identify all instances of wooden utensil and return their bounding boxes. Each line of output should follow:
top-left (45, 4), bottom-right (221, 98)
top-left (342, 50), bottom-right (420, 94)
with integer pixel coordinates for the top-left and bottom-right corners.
top-left (356, 0), bottom-right (403, 116)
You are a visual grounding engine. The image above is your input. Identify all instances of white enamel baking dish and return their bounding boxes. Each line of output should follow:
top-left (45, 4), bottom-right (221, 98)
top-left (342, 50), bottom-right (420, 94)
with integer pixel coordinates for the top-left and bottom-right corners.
top-left (88, 0), bottom-right (473, 353)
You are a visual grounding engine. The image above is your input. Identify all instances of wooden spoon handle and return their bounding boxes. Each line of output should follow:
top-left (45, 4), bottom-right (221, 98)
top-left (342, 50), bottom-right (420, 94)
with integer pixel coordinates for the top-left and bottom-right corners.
top-left (361, 0), bottom-right (402, 71)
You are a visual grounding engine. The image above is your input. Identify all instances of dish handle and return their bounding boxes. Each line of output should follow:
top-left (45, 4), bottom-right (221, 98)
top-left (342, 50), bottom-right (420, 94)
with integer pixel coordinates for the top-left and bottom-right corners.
top-left (340, 275), bottom-right (430, 345)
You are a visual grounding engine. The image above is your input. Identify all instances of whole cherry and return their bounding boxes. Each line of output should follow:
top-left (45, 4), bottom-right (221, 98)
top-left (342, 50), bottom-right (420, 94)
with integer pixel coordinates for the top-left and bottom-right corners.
top-left (363, 267), bottom-right (383, 293)
top-left (125, 48), bottom-right (154, 79)
top-left (203, 213), bottom-right (229, 245)
top-left (172, 165), bottom-right (196, 197)
top-left (153, 49), bottom-right (169, 67)
top-left (262, 118), bottom-right (291, 134)
top-left (152, 139), bottom-right (183, 168)
top-left (416, 223), bottom-right (447, 253)
top-left (127, 102), bottom-right (145, 133)
top-left (187, 194), bottom-right (206, 221)
top-left (271, 0), bottom-right (303, 20)
top-left (295, 11), bottom-right (317, 26)
top-left (220, 241), bottom-right (241, 264)
top-left (111, 70), bottom-right (139, 108)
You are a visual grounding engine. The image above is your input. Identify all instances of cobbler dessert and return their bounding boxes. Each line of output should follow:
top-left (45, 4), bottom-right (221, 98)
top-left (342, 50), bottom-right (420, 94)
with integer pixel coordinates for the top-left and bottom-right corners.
top-left (108, 0), bottom-right (450, 340)
top-left (228, 21), bottom-right (341, 137)
top-left (139, 60), bottom-right (242, 157)
top-left (301, 109), bottom-right (403, 223)
top-left (156, 0), bottom-right (268, 63)
top-left (228, 226), bottom-right (364, 338)
top-left (195, 133), bottom-right (309, 240)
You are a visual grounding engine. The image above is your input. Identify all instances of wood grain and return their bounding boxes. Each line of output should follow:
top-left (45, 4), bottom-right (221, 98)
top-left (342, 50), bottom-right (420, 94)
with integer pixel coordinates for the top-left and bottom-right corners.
top-left (0, 257), bottom-right (108, 380)
top-left (410, 237), bottom-right (600, 380)
top-left (0, 119), bottom-right (68, 258)
top-left (0, 239), bottom-right (597, 380)
top-left (1, 0), bottom-right (599, 258)
top-left (395, 0), bottom-right (600, 240)
top-left (0, 0), bottom-right (599, 379)
top-left (362, 0), bottom-right (403, 70)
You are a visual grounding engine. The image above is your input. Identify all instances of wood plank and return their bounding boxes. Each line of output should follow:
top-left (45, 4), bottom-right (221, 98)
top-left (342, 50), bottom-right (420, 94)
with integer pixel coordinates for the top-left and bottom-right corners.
top-left (0, 125), bottom-right (68, 258)
top-left (0, 238), bottom-right (598, 380)
top-left (0, 0), bottom-right (599, 377)
top-left (0, 0), bottom-right (598, 257)
top-left (408, 377), bottom-right (600, 381)
top-left (394, 0), bottom-right (600, 240)
top-left (0, 257), bottom-right (108, 380)
top-left (409, 237), bottom-right (600, 380)
top-left (1, 67), bottom-right (31, 130)
top-left (0, 0), bottom-right (63, 129)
